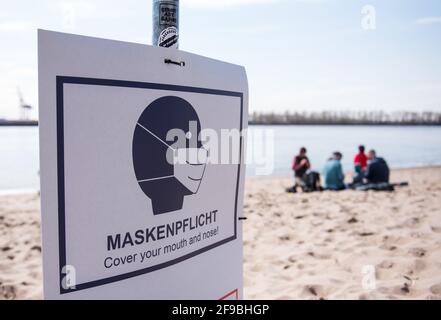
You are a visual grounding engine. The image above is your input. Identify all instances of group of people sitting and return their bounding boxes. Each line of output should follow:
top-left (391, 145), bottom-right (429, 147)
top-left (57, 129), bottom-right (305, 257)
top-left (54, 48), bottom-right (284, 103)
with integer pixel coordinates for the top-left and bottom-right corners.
top-left (289, 145), bottom-right (391, 193)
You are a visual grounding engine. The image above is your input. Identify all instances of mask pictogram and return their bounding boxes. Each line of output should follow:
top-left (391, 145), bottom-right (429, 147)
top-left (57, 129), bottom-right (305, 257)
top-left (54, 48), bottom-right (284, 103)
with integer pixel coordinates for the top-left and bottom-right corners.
top-left (132, 96), bottom-right (206, 215)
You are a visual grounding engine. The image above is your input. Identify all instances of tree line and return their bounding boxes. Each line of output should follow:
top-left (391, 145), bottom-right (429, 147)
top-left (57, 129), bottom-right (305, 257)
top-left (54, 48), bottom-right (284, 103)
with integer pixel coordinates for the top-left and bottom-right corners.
top-left (249, 111), bottom-right (441, 125)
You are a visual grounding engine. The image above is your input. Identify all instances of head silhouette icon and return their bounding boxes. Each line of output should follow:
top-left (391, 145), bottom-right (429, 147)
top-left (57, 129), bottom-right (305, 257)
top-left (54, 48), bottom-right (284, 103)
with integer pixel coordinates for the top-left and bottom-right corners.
top-left (132, 96), bottom-right (207, 215)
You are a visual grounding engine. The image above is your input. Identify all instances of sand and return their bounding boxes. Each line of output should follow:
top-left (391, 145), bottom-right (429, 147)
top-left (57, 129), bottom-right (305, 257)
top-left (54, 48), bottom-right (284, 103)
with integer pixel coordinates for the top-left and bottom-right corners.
top-left (1, 167), bottom-right (441, 300)
top-left (0, 193), bottom-right (42, 300)
top-left (244, 167), bottom-right (441, 300)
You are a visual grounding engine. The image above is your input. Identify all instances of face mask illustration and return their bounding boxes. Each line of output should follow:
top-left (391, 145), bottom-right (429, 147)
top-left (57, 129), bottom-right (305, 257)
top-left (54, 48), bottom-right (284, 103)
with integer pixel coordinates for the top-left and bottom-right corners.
top-left (132, 96), bottom-right (206, 215)
top-left (172, 148), bottom-right (208, 194)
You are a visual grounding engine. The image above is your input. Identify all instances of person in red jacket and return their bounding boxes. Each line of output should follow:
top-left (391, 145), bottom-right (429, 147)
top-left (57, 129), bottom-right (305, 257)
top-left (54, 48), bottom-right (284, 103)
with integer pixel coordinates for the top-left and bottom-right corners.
top-left (292, 147), bottom-right (311, 192)
top-left (354, 145), bottom-right (368, 170)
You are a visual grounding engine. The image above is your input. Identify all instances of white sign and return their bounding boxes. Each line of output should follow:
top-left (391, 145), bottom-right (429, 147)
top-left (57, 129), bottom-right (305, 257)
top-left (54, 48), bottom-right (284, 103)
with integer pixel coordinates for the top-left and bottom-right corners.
top-left (38, 30), bottom-right (248, 299)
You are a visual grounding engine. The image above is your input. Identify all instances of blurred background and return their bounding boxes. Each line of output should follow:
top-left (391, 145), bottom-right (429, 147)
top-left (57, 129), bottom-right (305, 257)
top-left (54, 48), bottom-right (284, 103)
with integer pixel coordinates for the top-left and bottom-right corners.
top-left (1, 0), bottom-right (440, 190)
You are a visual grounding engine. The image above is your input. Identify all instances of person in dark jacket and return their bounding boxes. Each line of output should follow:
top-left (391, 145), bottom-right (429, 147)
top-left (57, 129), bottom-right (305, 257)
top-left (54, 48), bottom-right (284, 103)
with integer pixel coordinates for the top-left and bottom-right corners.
top-left (291, 147), bottom-right (311, 192)
top-left (365, 150), bottom-right (390, 183)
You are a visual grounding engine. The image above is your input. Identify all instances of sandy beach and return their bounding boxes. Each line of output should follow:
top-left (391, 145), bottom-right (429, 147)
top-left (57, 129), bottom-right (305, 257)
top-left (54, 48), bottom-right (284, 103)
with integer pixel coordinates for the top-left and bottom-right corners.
top-left (1, 167), bottom-right (441, 300)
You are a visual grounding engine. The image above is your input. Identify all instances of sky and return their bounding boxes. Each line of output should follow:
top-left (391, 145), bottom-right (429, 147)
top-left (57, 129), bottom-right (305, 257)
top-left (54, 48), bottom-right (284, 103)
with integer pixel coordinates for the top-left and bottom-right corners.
top-left (0, 0), bottom-right (440, 119)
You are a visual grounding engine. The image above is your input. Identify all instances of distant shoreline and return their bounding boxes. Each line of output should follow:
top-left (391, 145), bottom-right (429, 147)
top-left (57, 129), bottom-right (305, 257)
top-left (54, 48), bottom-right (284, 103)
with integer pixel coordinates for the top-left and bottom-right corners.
top-left (250, 110), bottom-right (441, 126)
top-left (248, 122), bottom-right (441, 126)
top-left (0, 120), bottom-right (38, 127)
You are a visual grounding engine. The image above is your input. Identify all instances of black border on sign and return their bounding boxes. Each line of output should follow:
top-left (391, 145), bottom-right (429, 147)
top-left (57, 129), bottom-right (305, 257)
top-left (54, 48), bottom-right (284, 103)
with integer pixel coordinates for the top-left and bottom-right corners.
top-left (56, 76), bottom-right (244, 294)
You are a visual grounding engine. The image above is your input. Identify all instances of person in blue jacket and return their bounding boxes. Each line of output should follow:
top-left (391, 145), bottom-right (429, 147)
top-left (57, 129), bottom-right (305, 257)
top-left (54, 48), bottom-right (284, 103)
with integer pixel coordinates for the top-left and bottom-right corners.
top-left (323, 151), bottom-right (345, 191)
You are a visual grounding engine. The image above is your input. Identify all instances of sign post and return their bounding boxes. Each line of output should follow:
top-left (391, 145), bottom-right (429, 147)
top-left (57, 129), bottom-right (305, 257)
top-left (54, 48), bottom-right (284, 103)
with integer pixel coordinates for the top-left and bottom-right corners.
top-left (38, 30), bottom-right (247, 299)
top-left (153, 0), bottom-right (179, 48)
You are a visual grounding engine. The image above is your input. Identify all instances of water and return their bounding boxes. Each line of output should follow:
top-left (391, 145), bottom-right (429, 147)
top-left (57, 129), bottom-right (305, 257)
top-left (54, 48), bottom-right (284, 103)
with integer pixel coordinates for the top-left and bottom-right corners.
top-left (1, 125), bottom-right (441, 191)
top-left (0, 127), bottom-right (39, 192)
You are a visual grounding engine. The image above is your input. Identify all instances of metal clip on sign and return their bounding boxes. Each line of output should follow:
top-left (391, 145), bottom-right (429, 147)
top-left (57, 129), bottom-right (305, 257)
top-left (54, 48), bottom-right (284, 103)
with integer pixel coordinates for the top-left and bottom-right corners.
top-left (164, 58), bottom-right (185, 67)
